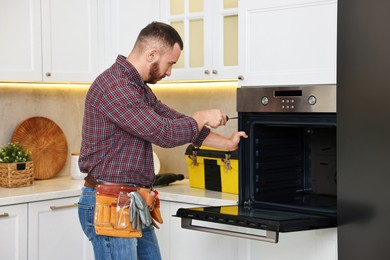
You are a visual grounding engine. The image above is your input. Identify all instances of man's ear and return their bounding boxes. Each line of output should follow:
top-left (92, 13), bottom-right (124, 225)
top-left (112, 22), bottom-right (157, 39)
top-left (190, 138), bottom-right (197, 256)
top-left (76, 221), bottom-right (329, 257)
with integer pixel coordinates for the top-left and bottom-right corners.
top-left (146, 49), bottom-right (159, 62)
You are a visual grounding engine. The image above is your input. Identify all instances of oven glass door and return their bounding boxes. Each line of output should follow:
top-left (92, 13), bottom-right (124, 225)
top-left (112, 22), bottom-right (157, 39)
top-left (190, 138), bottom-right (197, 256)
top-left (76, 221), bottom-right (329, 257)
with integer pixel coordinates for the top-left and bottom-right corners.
top-left (175, 205), bottom-right (336, 243)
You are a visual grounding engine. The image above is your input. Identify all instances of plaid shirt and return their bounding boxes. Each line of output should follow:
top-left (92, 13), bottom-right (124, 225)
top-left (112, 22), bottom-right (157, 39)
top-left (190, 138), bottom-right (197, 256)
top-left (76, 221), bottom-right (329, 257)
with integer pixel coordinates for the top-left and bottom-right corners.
top-left (79, 55), bottom-right (210, 185)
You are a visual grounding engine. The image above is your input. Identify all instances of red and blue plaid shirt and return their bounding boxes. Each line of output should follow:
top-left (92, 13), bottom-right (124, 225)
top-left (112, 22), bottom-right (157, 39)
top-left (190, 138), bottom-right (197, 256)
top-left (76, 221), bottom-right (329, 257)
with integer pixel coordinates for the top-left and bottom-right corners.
top-left (79, 55), bottom-right (210, 185)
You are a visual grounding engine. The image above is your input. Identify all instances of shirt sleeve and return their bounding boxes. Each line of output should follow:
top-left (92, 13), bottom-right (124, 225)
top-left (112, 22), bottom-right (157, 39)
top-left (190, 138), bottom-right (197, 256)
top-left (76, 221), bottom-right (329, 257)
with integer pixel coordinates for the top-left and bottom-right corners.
top-left (191, 126), bottom-right (211, 147)
top-left (150, 88), bottom-right (211, 147)
top-left (98, 82), bottom-right (209, 148)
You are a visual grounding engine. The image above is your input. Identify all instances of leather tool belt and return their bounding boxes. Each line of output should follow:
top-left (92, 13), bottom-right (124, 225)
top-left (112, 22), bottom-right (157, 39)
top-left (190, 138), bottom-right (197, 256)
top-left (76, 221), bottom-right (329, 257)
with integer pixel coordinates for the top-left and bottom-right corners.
top-left (85, 175), bottom-right (163, 238)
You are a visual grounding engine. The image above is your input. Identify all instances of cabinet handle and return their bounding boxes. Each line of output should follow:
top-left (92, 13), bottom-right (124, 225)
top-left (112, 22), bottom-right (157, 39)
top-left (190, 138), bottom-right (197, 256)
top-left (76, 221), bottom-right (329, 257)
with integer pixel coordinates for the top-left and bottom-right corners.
top-left (212, 70), bottom-right (218, 75)
top-left (204, 70), bottom-right (210, 75)
top-left (50, 203), bottom-right (78, 210)
top-left (238, 75), bottom-right (244, 81)
top-left (0, 212), bottom-right (9, 218)
top-left (46, 72), bottom-right (51, 77)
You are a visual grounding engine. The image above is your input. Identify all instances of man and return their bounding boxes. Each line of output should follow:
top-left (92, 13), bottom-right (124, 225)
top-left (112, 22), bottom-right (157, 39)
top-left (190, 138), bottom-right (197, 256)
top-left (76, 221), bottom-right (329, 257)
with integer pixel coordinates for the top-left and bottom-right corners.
top-left (78, 21), bottom-right (247, 260)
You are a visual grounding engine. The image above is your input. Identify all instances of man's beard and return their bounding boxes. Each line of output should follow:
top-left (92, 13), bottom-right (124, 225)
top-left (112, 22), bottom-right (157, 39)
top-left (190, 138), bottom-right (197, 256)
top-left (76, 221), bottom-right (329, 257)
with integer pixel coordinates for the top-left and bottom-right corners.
top-left (146, 62), bottom-right (162, 84)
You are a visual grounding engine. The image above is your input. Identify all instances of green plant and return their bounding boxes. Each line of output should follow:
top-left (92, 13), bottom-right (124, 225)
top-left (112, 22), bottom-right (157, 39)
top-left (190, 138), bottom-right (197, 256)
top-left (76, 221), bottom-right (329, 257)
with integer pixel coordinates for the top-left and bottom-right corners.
top-left (0, 142), bottom-right (31, 163)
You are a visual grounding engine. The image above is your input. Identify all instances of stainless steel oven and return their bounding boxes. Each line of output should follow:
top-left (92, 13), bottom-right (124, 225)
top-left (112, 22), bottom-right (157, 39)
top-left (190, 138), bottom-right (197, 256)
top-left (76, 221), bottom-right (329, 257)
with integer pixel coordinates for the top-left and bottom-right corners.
top-left (176, 85), bottom-right (337, 243)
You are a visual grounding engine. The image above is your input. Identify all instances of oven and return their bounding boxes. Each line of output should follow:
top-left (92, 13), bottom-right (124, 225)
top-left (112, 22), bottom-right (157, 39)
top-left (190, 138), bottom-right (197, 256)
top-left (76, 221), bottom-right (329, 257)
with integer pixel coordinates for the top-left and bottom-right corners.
top-left (176, 84), bottom-right (337, 243)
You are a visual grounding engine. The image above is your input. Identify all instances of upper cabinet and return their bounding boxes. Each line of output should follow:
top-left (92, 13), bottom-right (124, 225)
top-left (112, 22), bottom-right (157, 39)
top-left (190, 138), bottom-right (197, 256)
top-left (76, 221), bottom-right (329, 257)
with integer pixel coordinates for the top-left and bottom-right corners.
top-left (0, 0), bottom-right (42, 81)
top-left (0, 0), bottom-right (100, 82)
top-left (0, 0), bottom-right (337, 85)
top-left (160, 0), bottom-right (238, 81)
top-left (238, 0), bottom-right (337, 86)
top-left (100, 0), bottom-right (160, 69)
top-left (0, 0), bottom-right (158, 83)
top-left (40, 0), bottom-right (100, 82)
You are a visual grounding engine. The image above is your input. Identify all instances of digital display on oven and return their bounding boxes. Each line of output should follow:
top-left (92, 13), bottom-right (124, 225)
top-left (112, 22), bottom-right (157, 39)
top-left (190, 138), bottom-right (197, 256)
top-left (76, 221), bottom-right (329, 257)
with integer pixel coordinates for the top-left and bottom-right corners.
top-left (274, 90), bottom-right (302, 97)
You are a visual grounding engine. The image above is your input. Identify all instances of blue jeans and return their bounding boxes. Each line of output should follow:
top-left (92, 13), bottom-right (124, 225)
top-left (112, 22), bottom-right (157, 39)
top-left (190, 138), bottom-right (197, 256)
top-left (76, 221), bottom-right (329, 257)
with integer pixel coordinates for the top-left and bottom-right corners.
top-left (78, 187), bottom-right (162, 260)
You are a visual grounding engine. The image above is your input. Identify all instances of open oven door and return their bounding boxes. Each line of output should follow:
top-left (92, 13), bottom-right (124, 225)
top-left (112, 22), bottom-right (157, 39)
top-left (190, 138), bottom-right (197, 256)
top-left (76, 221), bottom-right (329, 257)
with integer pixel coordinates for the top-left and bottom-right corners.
top-left (175, 205), bottom-right (336, 243)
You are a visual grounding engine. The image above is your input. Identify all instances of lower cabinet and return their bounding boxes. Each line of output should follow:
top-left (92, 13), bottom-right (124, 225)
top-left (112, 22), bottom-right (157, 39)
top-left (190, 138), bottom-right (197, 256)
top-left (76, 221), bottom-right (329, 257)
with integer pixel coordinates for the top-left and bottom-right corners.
top-left (28, 197), bottom-right (94, 260)
top-left (242, 228), bottom-right (337, 260)
top-left (1, 197), bottom-right (337, 260)
top-left (0, 204), bottom-right (28, 260)
top-left (0, 197), bottom-right (94, 260)
top-left (155, 200), bottom-right (241, 260)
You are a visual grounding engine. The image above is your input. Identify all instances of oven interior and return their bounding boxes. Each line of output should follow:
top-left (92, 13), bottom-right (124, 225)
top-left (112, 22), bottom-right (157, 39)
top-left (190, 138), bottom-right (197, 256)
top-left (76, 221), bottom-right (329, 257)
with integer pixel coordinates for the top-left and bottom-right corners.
top-left (240, 113), bottom-right (337, 217)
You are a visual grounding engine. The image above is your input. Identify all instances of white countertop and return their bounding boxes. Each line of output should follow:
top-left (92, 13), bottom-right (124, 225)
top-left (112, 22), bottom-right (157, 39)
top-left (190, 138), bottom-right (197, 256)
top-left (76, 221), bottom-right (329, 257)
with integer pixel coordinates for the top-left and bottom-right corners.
top-left (0, 176), bottom-right (238, 207)
top-left (157, 179), bottom-right (238, 206)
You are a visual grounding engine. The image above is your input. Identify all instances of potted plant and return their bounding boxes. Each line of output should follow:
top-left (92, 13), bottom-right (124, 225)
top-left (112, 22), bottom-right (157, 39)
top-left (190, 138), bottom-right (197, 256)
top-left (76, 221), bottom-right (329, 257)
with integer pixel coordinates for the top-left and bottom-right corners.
top-left (0, 142), bottom-right (34, 188)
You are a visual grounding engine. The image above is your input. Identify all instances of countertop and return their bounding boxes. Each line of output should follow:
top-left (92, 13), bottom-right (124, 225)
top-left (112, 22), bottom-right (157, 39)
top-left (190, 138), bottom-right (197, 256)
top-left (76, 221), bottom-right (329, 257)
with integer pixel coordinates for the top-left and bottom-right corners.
top-left (0, 176), bottom-right (238, 207)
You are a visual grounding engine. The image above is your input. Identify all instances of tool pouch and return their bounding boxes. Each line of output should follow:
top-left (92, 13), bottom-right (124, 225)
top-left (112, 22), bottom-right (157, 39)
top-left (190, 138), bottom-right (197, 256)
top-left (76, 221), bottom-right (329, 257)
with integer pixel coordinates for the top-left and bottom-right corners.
top-left (94, 188), bottom-right (142, 238)
top-left (138, 188), bottom-right (163, 226)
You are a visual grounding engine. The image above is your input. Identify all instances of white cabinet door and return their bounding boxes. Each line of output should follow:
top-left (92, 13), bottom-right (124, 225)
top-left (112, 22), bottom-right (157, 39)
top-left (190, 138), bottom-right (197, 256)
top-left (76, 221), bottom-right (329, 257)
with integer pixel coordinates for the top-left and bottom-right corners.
top-left (160, 0), bottom-right (238, 81)
top-left (238, 0), bottom-right (337, 86)
top-left (206, 0), bottom-right (239, 81)
top-left (155, 200), bottom-right (240, 260)
top-left (41, 0), bottom-right (100, 82)
top-left (1, 0), bottom-right (159, 82)
top-left (153, 200), bottom-right (171, 260)
top-left (0, 204), bottom-right (28, 260)
top-left (242, 228), bottom-right (337, 260)
top-left (100, 0), bottom-right (160, 69)
top-left (0, 0), bottom-right (42, 81)
top-left (28, 197), bottom-right (93, 260)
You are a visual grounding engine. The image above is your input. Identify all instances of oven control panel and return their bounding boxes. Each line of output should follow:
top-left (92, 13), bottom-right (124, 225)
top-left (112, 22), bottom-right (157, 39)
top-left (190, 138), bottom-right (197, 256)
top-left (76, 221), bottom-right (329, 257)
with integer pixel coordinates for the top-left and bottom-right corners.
top-left (237, 85), bottom-right (336, 113)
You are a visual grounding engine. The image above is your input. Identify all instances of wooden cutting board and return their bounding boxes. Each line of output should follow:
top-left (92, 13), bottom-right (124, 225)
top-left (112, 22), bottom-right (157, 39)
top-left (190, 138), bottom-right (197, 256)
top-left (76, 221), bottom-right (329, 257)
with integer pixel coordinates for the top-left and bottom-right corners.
top-left (12, 117), bottom-right (68, 180)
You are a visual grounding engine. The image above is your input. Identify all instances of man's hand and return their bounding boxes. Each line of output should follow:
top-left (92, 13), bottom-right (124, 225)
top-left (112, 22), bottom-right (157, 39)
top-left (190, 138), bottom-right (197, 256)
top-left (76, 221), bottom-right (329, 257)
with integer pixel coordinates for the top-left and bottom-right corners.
top-left (201, 131), bottom-right (248, 151)
top-left (228, 131), bottom-right (249, 151)
top-left (192, 109), bottom-right (227, 130)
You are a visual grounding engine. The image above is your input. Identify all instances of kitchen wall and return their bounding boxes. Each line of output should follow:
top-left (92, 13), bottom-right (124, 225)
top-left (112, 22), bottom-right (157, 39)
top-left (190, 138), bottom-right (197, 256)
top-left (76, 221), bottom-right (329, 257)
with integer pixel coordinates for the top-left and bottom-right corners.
top-left (0, 82), bottom-right (238, 179)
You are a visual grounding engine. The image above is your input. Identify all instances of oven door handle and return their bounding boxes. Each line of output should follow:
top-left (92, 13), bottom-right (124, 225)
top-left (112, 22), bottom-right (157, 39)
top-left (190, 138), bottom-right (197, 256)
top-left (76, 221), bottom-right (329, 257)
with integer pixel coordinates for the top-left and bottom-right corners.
top-left (181, 218), bottom-right (279, 243)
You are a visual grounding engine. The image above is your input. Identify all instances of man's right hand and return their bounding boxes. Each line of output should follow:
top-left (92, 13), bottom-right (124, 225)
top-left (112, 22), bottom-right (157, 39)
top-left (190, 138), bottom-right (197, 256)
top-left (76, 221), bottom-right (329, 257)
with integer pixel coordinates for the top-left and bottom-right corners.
top-left (192, 109), bottom-right (227, 130)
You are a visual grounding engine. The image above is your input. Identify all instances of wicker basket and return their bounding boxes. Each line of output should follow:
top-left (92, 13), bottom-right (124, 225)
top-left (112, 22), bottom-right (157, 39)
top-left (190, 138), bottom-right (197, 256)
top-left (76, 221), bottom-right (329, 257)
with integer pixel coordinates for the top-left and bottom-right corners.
top-left (0, 161), bottom-right (34, 188)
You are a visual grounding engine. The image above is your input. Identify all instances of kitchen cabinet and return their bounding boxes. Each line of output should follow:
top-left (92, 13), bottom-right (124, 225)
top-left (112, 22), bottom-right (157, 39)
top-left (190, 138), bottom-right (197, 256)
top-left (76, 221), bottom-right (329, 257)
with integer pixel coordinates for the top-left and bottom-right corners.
top-left (159, 0), bottom-right (238, 81)
top-left (242, 228), bottom-right (337, 260)
top-left (28, 196), bottom-right (93, 260)
top-left (0, 177), bottom-right (338, 260)
top-left (155, 200), bottom-right (241, 260)
top-left (0, 0), bottom-right (100, 82)
top-left (40, 0), bottom-right (100, 82)
top-left (0, 204), bottom-right (28, 260)
top-left (100, 0), bottom-right (160, 69)
top-left (0, 0), bottom-right (42, 81)
top-left (0, 0), bottom-right (159, 82)
top-left (238, 0), bottom-right (337, 86)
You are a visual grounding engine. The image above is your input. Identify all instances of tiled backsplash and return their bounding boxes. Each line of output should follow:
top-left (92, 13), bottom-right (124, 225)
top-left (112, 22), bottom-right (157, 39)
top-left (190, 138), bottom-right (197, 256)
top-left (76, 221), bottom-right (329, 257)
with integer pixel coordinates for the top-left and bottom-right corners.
top-left (0, 82), bottom-right (238, 178)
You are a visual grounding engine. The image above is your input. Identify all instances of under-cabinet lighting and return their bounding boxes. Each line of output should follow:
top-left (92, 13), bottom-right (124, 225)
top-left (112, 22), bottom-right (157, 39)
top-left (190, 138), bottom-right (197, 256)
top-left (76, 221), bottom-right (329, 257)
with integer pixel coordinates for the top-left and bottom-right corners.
top-left (0, 80), bottom-right (238, 90)
top-left (150, 81), bottom-right (238, 89)
top-left (0, 82), bottom-right (90, 91)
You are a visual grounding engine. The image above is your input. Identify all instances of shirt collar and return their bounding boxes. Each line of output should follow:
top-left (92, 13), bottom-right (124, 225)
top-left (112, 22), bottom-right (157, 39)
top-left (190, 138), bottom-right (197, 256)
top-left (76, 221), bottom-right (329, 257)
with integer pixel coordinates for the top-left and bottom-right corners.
top-left (116, 55), bottom-right (146, 87)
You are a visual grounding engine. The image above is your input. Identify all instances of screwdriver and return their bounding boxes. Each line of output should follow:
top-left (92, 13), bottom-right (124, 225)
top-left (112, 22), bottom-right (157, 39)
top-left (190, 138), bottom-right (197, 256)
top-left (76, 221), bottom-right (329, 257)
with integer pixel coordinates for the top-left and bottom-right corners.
top-left (226, 116), bottom-right (238, 121)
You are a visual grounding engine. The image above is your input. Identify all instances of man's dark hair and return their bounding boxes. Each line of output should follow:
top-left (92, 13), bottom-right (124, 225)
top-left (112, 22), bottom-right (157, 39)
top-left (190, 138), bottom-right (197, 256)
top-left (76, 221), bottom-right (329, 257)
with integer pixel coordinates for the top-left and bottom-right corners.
top-left (136, 21), bottom-right (183, 50)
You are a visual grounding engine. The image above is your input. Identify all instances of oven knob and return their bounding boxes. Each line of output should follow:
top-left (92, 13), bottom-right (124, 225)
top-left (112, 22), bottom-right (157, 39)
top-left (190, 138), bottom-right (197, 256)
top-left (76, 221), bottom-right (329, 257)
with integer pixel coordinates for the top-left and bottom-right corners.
top-left (308, 95), bottom-right (317, 105)
top-left (261, 96), bottom-right (269, 105)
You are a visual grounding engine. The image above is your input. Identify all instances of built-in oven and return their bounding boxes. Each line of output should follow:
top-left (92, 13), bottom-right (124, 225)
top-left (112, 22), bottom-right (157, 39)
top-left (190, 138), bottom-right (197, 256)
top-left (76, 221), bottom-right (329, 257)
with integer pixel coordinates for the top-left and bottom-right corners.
top-left (176, 85), bottom-right (337, 243)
